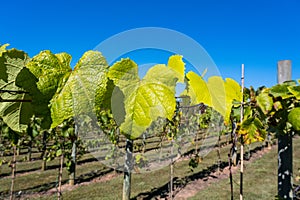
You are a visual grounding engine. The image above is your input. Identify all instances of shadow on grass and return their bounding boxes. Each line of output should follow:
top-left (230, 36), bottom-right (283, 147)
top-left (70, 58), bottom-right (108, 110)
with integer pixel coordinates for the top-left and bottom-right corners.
top-left (75, 168), bottom-right (114, 184)
top-left (131, 161), bottom-right (228, 200)
top-left (0, 179), bottom-right (69, 200)
top-left (0, 157), bottom-right (99, 178)
top-left (0, 167), bottom-right (114, 199)
top-left (132, 144), bottom-right (268, 200)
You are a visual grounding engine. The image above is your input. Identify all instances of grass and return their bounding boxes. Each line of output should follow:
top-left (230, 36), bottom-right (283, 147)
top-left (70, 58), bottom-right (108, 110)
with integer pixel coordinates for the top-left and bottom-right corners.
top-left (1, 137), bottom-right (299, 199)
top-left (189, 137), bottom-right (300, 200)
top-left (28, 142), bottom-right (259, 199)
top-left (0, 153), bottom-right (106, 199)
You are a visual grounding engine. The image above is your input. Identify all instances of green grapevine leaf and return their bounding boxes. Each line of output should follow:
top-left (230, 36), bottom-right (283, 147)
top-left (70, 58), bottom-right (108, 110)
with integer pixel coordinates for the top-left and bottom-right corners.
top-left (288, 107), bottom-right (300, 131)
top-left (109, 59), bottom-right (177, 139)
top-left (143, 64), bottom-right (178, 90)
top-left (108, 58), bottom-right (139, 89)
top-left (50, 51), bottom-right (108, 128)
top-left (56, 149), bottom-right (62, 157)
top-left (120, 81), bottom-right (176, 139)
top-left (270, 83), bottom-right (293, 99)
top-left (55, 52), bottom-right (72, 68)
top-left (256, 90), bottom-right (273, 114)
top-left (50, 75), bottom-right (73, 128)
top-left (243, 106), bottom-right (253, 120)
top-left (288, 85), bottom-right (300, 100)
top-left (26, 50), bottom-right (72, 100)
top-left (15, 67), bottom-right (52, 129)
top-left (167, 55), bottom-right (185, 83)
top-left (107, 58), bottom-right (139, 127)
top-left (95, 78), bottom-right (116, 112)
top-left (26, 50), bottom-right (74, 129)
top-left (0, 49), bottom-right (34, 132)
top-left (72, 51), bottom-right (108, 115)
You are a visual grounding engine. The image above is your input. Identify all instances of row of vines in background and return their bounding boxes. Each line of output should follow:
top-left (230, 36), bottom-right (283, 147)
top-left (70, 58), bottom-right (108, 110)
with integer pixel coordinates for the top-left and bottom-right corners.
top-left (0, 42), bottom-right (299, 200)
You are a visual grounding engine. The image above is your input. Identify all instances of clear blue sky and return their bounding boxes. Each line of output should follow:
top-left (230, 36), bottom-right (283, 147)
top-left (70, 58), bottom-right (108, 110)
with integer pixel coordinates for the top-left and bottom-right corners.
top-left (1, 0), bottom-right (300, 88)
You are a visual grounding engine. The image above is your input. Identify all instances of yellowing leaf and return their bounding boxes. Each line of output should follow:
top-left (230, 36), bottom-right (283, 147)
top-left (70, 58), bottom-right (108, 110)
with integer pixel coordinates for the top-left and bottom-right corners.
top-left (239, 117), bottom-right (266, 144)
top-left (186, 73), bottom-right (226, 117)
top-left (0, 43), bottom-right (9, 57)
top-left (167, 55), bottom-right (185, 83)
top-left (207, 76), bottom-right (226, 117)
top-left (225, 78), bottom-right (242, 102)
top-left (186, 71), bottom-right (212, 106)
top-left (224, 78), bottom-right (242, 123)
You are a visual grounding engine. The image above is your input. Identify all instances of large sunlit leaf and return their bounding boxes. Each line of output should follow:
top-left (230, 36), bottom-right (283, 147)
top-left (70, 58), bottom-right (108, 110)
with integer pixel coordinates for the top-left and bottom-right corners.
top-left (185, 73), bottom-right (226, 118)
top-left (256, 90), bottom-right (273, 114)
top-left (143, 64), bottom-right (178, 91)
top-left (50, 51), bottom-right (108, 128)
top-left (239, 117), bottom-right (266, 144)
top-left (207, 76), bottom-right (226, 117)
top-left (224, 78), bottom-right (242, 123)
top-left (109, 59), bottom-right (178, 139)
top-left (26, 50), bottom-right (72, 100)
top-left (186, 71), bottom-right (212, 106)
top-left (72, 51), bottom-right (108, 115)
top-left (167, 55), bottom-right (185, 83)
top-left (108, 58), bottom-right (139, 89)
top-left (288, 107), bottom-right (300, 131)
top-left (121, 81), bottom-right (176, 139)
top-left (0, 49), bottom-right (39, 132)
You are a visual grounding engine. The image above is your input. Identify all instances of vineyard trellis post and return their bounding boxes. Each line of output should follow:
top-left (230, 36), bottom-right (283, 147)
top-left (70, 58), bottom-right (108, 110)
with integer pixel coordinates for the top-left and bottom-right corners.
top-left (277, 60), bottom-right (293, 199)
top-left (69, 123), bottom-right (78, 186)
top-left (240, 64), bottom-right (245, 200)
top-left (123, 139), bottom-right (133, 200)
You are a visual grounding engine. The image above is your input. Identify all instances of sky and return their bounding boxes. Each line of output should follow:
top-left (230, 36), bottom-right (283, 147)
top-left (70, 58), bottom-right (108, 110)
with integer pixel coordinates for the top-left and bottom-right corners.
top-left (1, 0), bottom-right (300, 89)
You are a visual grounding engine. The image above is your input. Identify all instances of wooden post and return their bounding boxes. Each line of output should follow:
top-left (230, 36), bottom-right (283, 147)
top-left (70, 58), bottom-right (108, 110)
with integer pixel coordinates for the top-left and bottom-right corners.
top-left (69, 123), bottom-right (78, 186)
top-left (123, 139), bottom-right (133, 200)
top-left (240, 64), bottom-right (245, 200)
top-left (277, 60), bottom-right (291, 84)
top-left (277, 60), bottom-right (293, 199)
top-left (10, 145), bottom-right (16, 200)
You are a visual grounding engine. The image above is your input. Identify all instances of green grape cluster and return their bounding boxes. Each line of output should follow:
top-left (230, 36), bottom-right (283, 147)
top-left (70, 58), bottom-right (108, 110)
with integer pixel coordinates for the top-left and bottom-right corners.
top-left (44, 118), bottom-right (85, 172)
top-left (97, 110), bottom-right (119, 145)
